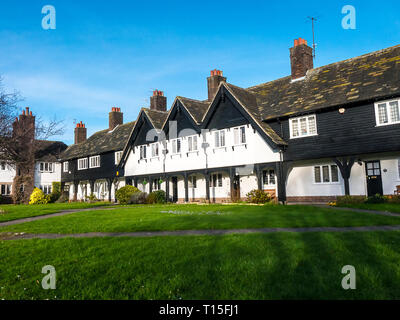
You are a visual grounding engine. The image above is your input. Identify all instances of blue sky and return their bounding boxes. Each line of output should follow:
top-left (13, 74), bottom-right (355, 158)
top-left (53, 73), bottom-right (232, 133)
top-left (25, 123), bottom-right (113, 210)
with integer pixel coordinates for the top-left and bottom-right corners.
top-left (1, 0), bottom-right (399, 144)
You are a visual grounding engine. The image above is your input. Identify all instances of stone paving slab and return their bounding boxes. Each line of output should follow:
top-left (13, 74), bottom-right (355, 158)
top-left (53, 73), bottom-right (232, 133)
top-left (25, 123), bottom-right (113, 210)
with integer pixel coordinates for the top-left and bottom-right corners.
top-left (2, 225), bottom-right (400, 241)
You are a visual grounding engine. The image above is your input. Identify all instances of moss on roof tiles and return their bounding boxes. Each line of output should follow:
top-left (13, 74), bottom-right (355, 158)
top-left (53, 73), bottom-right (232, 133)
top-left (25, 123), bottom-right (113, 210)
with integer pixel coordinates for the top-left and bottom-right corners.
top-left (60, 121), bottom-right (135, 160)
top-left (247, 44), bottom-right (400, 120)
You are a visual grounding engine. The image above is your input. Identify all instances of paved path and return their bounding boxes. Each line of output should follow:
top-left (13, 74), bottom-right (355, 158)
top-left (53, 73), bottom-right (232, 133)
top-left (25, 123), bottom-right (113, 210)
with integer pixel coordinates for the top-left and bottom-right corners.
top-left (2, 224), bottom-right (400, 241)
top-left (0, 207), bottom-right (116, 227)
top-left (312, 204), bottom-right (400, 217)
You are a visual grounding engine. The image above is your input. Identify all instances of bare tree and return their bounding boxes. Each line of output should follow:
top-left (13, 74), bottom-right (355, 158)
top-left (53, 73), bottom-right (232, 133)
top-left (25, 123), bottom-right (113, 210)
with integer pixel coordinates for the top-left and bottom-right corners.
top-left (0, 76), bottom-right (65, 203)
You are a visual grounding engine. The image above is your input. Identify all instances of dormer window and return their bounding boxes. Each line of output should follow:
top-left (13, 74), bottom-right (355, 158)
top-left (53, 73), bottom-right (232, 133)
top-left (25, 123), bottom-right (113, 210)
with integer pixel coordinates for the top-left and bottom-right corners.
top-left (375, 99), bottom-right (400, 126)
top-left (289, 115), bottom-right (317, 139)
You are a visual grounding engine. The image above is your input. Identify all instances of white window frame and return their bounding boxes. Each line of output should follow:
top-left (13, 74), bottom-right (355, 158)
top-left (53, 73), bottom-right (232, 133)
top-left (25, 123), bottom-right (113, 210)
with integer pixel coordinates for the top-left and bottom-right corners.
top-left (262, 169), bottom-right (276, 186)
top-left (214, 130), bottom-right (226, 148)
top-left (89, 155), bottom-right (100, 168)
top-left (151, 143), bottom-right (159, 158)
top-left (78, 158), bottom-right (88, 170)
top-left (63, 161), bottom-right (69, 173)
top-left (189, 176), bottom-right (197, 188)
top-left (139, 145), bottom-right (147, 160)
top-left (233, 126), bottom-right (246, 145)
top-left (115, 151), bottom-right (123, 165)
top-left (0, 184), bottom-right (11, 196)
top-left (289, 114), bottom-right (318, 139)
top-left (210, 173), bottom-right (223, 188)
top-left (39, 162), bottom-right (54, 173)
top-left (313, 164), bottom-right (340, 184)
top-left (187, 135), bottom-right (198, 152)
top-left (374, 99), bottom-right (400, 126)
top-left (40, 185), bottom-right (52, 195)
top-left (171, 138), bottom-right (181, 154)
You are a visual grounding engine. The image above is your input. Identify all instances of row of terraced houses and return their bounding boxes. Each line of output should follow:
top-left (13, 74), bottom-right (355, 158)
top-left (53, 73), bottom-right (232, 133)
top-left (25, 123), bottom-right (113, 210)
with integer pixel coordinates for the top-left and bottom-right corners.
top-left (2, 38), bottom-right (400, 203)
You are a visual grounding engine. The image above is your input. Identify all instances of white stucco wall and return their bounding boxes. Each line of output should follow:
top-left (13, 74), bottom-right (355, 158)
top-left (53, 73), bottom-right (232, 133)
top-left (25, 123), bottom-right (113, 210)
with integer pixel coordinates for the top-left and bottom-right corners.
top-left (34, 162), bottom-right (62, 190)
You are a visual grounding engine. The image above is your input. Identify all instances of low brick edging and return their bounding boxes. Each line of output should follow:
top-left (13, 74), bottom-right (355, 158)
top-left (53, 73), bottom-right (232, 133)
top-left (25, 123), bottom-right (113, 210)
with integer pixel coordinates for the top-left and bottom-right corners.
top-left (287, 196), bottom-right (338, 204)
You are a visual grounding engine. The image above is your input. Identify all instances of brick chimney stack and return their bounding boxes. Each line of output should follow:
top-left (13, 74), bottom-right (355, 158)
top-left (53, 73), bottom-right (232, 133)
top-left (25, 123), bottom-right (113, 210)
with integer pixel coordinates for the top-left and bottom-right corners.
top-left (12, 107), bottom-right (35, 141)
top-left (207, 69), bottom-right (226, 101)
top-left (150, 90), bottom-right (167, 112)
top-left (109, 107), bottom-right (123, 130)
top-left (74, 121), bottom-right (87, 144)
top-left (290, 38), bottom-right (314, 80)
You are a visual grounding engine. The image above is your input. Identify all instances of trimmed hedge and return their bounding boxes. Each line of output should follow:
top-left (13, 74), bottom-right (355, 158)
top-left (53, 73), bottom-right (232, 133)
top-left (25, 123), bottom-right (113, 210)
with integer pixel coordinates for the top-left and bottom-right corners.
top-left (116, 185), bottom-right (140, 204)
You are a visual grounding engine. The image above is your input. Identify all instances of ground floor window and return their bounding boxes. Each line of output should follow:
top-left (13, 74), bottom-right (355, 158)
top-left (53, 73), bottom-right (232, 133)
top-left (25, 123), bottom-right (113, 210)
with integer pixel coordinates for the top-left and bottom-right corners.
top-left (262, 169), bottom-right (276, 186)
top-left (152, 180), bottom-right (160, 190)
top-left (314, 165), bottom-right (339, 183)
top-left (40, 185), bottom-right (52, 194)
top-left (1, 184), bottom-right (11, 196)
top-left (189, 176), bottom-right (197, 188)
top-left (210, 173), bottom-right (223, 188)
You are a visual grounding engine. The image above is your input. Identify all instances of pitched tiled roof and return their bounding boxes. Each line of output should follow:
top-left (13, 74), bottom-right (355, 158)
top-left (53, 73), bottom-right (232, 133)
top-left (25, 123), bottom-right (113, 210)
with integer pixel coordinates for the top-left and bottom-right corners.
top-left (248, 44), bottom-right (400, 121)
top-left (177, 97), bottom-right (209, 124)
top-left (60, 121), bottom-right (135, 160)
top-left (35, 140), bottom-right (68, 162)
top-left (143, 108), bottom-right (168, 129)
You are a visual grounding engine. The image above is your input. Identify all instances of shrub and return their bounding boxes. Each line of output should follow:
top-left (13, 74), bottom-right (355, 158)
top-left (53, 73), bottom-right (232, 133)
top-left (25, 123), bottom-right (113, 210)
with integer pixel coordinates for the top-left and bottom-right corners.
top-left (85, 193), bottom-right (98, 203)
top-left (129, 192), bottom-right (148, 204)
top-left (246, 189), bottom-right (271, 204)
top-left (49, 182), bottom-right (61, 203)
top-left (29, 188), bottom-right (50, 205)
top-left (336, 195), bottom-right (365, 206)
top-left (147, 190), bottom-right (166, 204)
top-left (115, 185), bottom-right (140, 204)
top-left (365, 193), bottom-right (386, 204)
top-left (386, 195), bottom-right (400, 204)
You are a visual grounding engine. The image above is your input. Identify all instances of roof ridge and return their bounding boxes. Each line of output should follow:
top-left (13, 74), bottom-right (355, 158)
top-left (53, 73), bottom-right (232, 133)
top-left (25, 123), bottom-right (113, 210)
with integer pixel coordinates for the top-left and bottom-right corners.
top-left (247, 43), bottom-right (400, 91)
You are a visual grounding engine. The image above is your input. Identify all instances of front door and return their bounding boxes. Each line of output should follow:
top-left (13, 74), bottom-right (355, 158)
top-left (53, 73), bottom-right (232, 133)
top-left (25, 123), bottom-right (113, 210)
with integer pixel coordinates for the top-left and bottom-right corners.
top-left (172, 177), bottom-right (178, 202)
top-left (365, 161), bottom-right (383, 196)
top-left (232, 175), bottom-right (241, 201)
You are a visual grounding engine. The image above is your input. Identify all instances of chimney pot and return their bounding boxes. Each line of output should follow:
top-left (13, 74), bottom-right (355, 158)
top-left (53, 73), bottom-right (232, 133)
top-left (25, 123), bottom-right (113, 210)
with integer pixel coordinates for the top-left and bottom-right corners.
top-left (207, 69), bottom-right (227, 101)
top-left (74, 121), bottom-right (87, 144)
top-left (109, 107), bottom-right (123, 130)
top-left (150, 90), bottom-right (167, 111)
top-left (290, 37), bottom-right (313, 80)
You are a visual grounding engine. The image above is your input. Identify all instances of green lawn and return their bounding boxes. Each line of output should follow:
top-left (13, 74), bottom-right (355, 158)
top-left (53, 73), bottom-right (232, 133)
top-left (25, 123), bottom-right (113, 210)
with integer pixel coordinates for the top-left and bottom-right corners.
top-left (336, 203), bottom-right (400, 213)
top-left (1, 204), bottom-right (400, 234)
top-left (1, 231), bottom-right (400, 299)
top-left (0, 202), bottom-right (112, 223)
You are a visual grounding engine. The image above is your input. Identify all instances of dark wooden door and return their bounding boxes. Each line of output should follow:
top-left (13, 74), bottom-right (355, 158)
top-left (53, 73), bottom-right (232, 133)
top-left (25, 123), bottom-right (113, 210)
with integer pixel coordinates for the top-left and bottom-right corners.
top-left (172, 177), bottom-right (178, 202)
top-left (365, 161), bottom-right (383, 196)
top-left (232, 176), bottom-right (241, 201)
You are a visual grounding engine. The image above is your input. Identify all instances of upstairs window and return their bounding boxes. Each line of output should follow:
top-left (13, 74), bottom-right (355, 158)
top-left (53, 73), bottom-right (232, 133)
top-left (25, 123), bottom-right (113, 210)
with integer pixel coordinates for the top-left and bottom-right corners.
top-left (375, 100), bottom-right (400, 126)
top-left (115, 151), bottom-right (123, 165)
top-left (214, 130), bottom-right (226, 148)
top-left (39, 162), bottom-right (54, 173)
top-left (0, 162), bottom-right (6, 171)
top-left (78, 158), bottom-right (88, 170)
top-left (314, 165), bottom-right (339, 184)
top-left (289, 115), bottom-right (317, 138)
top-left (233, 126), bottom-right (246, 145)
top-left (171, 139), bottom-right (181, 154)
top-left (151, 143), bottom-right (159, 157)
top-left (63, 162), bottom-right (69, 173)
top-left (140, 145), bottom-right (147, 160)
top-left (89, 155), bottom-right (100, 168)
top-left (188, 135), bottom-right (198, 152)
